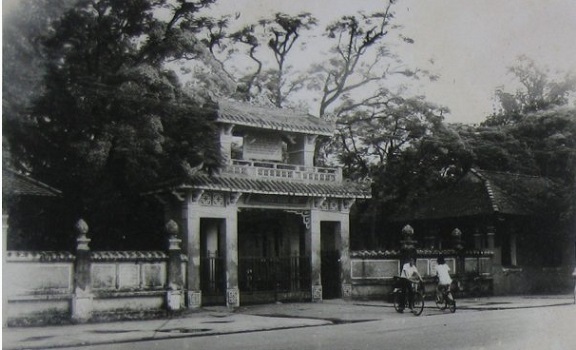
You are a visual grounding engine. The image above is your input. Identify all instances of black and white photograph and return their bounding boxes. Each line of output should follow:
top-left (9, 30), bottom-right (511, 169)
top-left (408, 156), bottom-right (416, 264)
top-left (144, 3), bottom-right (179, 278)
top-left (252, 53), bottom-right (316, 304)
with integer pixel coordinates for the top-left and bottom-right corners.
top-left (2, 0), bottom-right (576, 349)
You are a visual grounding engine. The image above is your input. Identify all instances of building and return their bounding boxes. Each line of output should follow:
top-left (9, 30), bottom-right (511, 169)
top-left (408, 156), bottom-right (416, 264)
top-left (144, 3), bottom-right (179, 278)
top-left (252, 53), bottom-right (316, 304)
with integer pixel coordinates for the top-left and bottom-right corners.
top-left (148, 100), bottom-right (371, 308)
top-left (3, 168), bottom-right (63, 326)
top-left (392, 168), bottom-right (574, 295)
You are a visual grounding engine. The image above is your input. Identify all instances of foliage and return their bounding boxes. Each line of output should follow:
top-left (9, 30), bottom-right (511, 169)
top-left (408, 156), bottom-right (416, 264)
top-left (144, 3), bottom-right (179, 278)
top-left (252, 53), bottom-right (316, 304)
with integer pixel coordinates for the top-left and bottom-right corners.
top-left (3, 0), bottom-right (223, 249)
top-left (223, 12), bottom-right (317, 106)
top-left (484, 56), bottom-right (576, 126)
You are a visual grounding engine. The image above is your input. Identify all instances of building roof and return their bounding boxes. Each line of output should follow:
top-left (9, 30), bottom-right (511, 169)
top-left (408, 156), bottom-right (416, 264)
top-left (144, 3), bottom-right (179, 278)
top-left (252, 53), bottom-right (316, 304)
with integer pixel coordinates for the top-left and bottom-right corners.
top-left (151, 173), bottom-right (372, 199)
top-left (2, 168), bottom-right (62, 197)
top-left (217, 99), bottom-right (334, 136)
top-left (393, 168), bottom-right (554, 221)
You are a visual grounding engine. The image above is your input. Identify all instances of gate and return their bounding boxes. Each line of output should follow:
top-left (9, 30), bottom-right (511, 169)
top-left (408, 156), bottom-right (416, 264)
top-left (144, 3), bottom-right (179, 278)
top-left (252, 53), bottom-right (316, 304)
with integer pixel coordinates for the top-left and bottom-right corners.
top-left (239, 256), bottom-right (310, 294)
top-left (321, 250), bottom-right (341, 299)
top-left (200, 252), bottom-right (225, 304)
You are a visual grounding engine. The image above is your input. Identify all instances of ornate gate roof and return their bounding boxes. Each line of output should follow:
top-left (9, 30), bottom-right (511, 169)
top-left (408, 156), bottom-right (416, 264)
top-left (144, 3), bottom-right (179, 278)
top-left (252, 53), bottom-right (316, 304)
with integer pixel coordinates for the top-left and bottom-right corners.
top-left (150, 173), bottom-right (371, 199)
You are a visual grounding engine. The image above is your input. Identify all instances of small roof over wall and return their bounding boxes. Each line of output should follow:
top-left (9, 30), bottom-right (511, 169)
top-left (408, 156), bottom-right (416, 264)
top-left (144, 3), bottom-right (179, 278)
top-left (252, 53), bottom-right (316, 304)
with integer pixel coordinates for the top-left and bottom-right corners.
top-left (2, 168), bottom-right (61, 197)
top-left (393, 168), bottom-right (554, 221)
top-left (217, 99), bottom-right (334, 136)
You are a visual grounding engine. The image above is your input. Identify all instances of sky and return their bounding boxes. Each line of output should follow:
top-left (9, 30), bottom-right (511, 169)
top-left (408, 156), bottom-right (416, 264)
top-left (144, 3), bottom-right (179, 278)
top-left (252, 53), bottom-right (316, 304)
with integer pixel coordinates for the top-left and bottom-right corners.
top-left (3, 0), bottom-right (576, 124)
top-left (209, 0), bottom-right (576, 124)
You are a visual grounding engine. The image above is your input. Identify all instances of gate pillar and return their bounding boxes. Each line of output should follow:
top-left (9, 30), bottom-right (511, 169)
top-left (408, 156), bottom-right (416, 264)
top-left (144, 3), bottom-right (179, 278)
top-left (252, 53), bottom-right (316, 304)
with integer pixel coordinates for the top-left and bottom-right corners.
top-left (308, 209), bottom-right (322, 302)
top-left (225, 209), bottom-right (239, 308)
top-left (183, 196), bottom-right (202, 308)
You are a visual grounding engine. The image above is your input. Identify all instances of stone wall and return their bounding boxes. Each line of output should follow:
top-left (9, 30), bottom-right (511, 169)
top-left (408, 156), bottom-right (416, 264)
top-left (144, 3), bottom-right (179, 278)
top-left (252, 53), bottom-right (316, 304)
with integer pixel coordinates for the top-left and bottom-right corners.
top-left (349, 249), bottom-right (494, 300)
top-left (4, 250), bottom-right (188, 326)
top-left (3, 219), bottom-right (188, 326)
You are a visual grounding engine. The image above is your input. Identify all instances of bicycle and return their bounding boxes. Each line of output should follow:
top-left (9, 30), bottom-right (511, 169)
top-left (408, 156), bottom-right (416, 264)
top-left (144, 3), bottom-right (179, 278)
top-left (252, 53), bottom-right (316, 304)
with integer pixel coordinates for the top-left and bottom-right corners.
top-left (392, 276), bottom-right (425, 316)
top-left (435, 282), bottom-right (456, 313)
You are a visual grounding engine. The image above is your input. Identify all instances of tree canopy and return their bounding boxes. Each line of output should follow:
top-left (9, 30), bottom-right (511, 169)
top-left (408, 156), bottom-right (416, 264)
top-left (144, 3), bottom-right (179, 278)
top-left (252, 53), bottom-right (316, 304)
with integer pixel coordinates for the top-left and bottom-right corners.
top-left (4, 0), bottom-right (224, 249)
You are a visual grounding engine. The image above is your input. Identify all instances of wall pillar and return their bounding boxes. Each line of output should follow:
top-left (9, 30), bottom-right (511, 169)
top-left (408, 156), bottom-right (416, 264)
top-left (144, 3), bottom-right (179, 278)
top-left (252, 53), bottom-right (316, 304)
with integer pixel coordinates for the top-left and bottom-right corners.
top-left (166, 220), bottom-right (184, 311)
top-left (307, 209), bottom-right (322, 302)
top-left (473, 228), bottom-right (483, 249)
top-left (225, 209), bottom-right (239, 308)
top-left (451, 228), bottom-right (465, 274)
top-left (72, 219), bottom-right (93, 323)
top-left (183, 196), bottom-right (202, 308)
top-left (338, 214), bottom-right (352, 299)
top-left (3, 213), bottom-right (8, 327)
top-left (400, 224), bottom-right (417, 263)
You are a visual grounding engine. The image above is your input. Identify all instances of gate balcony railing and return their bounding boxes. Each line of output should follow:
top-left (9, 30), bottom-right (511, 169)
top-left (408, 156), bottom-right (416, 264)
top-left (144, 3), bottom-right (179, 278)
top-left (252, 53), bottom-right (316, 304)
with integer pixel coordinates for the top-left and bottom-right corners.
top-left (223, 160), bottom-right (342, 182)
top-left (239, 256), bottom-right (311, 293)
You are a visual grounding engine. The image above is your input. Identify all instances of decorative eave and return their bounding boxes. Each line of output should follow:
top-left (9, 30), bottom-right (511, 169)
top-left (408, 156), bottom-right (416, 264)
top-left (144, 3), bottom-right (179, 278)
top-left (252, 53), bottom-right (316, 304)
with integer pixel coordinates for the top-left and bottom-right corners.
top-left (217, 99), bottom-right (334, 136)
top-left (6, 251), bottom-right (75, 262)
top-left (90, 251), bottom-right (188, 262)
top-left (148, 174), bottom-right (372, 200)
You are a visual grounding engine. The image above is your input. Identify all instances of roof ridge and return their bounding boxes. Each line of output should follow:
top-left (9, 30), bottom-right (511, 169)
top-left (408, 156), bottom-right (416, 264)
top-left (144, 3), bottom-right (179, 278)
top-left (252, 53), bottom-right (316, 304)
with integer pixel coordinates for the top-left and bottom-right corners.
top-left (474, 168), bottom-right (543, 179)
top-left (218, 99), bottom-right (313, 118)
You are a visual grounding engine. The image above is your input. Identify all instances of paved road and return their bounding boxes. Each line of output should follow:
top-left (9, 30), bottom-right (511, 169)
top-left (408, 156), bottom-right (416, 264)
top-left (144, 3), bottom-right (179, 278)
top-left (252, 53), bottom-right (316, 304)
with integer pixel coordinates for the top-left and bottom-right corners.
top-left (80, 305), bottom-right (576, 350)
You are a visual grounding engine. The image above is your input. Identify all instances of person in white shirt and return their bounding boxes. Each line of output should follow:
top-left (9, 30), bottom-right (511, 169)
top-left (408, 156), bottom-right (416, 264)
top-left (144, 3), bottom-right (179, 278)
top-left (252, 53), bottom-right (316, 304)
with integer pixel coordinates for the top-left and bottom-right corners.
top-left (400, 258), bottom-right (423, 309)
top-left (435, 256), bottom-right (453, 301)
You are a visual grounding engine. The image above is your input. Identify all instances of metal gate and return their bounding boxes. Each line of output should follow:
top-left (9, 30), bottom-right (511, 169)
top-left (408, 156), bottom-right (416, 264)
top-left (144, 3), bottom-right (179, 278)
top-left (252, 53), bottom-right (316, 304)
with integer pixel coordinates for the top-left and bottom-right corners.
top-left (200, 252), bottom-right (225, 301)
top-left (239, 256), bottom-right (310, 293)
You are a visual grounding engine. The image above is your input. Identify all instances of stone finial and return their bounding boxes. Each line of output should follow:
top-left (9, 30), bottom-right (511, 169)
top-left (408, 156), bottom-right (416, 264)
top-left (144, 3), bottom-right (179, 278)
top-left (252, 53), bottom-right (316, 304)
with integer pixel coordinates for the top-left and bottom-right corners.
top-left (451, 228), bottom-right (463, 250)
top-left (166, 220), bottom-right (181, 251)
top-left (402, 224), bottom-right (414, 237)
top-left (75, 219), bottom-right (91, 251)
top-left (451, 228), bottom-right (462, 238)
top-left (400, 224), bottom-right (416, 251)
top-left (165, 219), bottom-right (179, 237)
top-left (75, 218), bottom-right (89, 235)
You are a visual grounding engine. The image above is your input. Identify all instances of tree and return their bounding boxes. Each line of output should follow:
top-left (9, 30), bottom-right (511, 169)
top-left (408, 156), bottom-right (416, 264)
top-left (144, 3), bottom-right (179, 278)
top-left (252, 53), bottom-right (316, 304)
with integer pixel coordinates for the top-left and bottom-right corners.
top-left (4, 0), bottom-right (224, 249)
top-left (2, 0), bottom-right (75, 139)
top-left (484, 56), bottom-right (576, 126)
top-left (226, 12), bottom-right (317, 106)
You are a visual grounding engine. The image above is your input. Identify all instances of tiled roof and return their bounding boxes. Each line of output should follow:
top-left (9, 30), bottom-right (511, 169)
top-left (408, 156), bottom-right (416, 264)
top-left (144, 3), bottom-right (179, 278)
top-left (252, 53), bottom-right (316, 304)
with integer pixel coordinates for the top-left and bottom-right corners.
top-left (217, 99), bottom-right (334, 136)
top-left (393, 168), bottom-right (553, 221)
top-left (2, 168), bottom-right (61, 197)
top-left (154, 173), bottom-right (371, 199)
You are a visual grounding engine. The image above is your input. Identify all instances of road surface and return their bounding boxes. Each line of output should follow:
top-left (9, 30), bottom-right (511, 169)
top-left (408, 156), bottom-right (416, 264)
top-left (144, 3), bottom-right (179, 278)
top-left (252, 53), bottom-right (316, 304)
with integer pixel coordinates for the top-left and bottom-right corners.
top-left (82, 305), bottom-right (575, 350)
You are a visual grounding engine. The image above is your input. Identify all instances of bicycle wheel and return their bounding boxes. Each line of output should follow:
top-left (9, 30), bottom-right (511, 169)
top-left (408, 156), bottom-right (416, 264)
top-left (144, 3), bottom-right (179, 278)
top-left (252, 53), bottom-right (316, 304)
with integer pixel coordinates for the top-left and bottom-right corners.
top-left (412, 292), bottom-right (424, 316)
top-left (435, 292), bottom-right (446, 310)
top-left (393, 292), bottom-right (404, 313)
top-left (448, 295), bottom-right (456, 313)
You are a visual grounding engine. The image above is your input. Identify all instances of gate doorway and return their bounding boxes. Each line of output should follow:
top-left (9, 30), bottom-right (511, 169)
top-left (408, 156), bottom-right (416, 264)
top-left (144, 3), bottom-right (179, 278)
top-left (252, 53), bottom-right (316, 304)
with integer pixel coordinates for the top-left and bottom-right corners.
top-left (237, 209), bottom-right (311, 304)
top-left (200, 218), bottom-right (226, 305)
top-left (321, 221), bottom-right (341, 299)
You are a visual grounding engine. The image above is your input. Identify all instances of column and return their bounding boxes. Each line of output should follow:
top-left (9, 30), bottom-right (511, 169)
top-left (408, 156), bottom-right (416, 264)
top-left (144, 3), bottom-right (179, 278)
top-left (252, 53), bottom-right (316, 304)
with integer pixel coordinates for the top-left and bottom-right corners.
top-left (338, 214), bottom-right (352, 299)
top-left (72, 219), bottom-right (93, 323)
top-left (303, 135), bottom-right (317, 167)
top-left (473, 228), bottom-right (483, 249)
top-left (166, 220), bottom-right (184, 311)
top-left (510, 233), bottom-right (518, 266)
top-left (308, 209), bottom-right (322, 302)
top-left (3, 212), bottom-right (8, 327)
top-left (225, 209), bottom-right (240, 308)
top-left (451, 228), bottom-right (465, 274)
top-left (219, 125), bottom-right (234, 163)
top-left (183, 197), bottom-right (202, 308)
